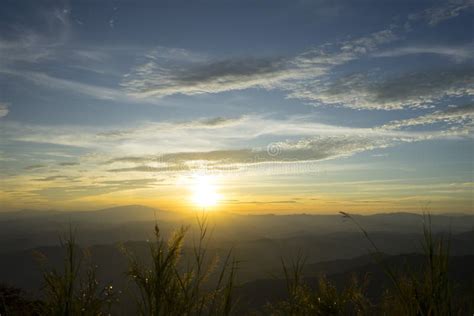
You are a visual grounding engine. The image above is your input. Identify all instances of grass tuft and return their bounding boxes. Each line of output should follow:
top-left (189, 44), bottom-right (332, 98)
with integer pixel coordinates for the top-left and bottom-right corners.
top-left (123, 214), bottom-right (238, 316)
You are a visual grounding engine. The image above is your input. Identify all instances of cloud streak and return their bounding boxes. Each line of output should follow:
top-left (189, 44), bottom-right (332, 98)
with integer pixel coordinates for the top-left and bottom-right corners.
top-left (291, 67), bottom-right (474, 110)
top-left (121, 28), bottom-right (399, 102)
top-left (2, 70), bottom-right (126, 101)
top-left (122, 56), bottom-right (301, 98)
top-left (118, 0), bottom-right (474, 111)
top-left (105, 135), bottom-right (394, 174)
top-left (121, 25), bottom-right (474, 111)
top-left (0, 102), bottom-right (9, 118)
top-left (380, 104), bottom-right (474, 130)
top-left (410, 0), bottom-right (474, 26)
top-left (373, 45), bottom-right (474, 63)
top-left (0, 0), bottom-right (71, 69)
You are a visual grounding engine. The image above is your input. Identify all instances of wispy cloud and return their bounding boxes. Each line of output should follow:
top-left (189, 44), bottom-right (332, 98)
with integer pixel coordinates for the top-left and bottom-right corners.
top-left (105, 135), bottom-right (394, 174)
top-left (291, 67), bottom-right (474, 110)
top-left (34, 175), bottom-right (76, 182)
top-left (30, 178), bottom-right (158, 200)
top-left (0, 1), bottom-right (71, 69)
top-left (1, 0), bottom-right (473, 211)
top-left (373, 45), bottom-right (474, 63)
top-left (120, 24), bottom-right (474, 111)
top-left (122, 55), bottom-right (299, 98)
top-left (0, 114), bottom-right (428, 151)
top-left (409, 0), bottom-right (474, 26)
top-left (121, 28), bottom-right (399, 100)
top-left (380, 103), bottom-right (474, 130)
top-left (4, 0), bottom-right (471, 113)
top-left (103, 125), bottom-right (471, 175)
top-left (58, 162), bottom-right (80, 166)
top-left (117, 0), bottom-right (474, 111)
top-left (24, 164), bottom-right (46, 170)
top-left (0, 102), bottom-right (9, 118)
top-left (4, 104), bottom-right (472, 162)
top-left (2, 70), bottom-right (126, 101)
top-left (0, 33), bottom-right (55, 66)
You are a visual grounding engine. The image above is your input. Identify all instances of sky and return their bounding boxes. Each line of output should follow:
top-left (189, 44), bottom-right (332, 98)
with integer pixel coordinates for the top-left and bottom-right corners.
top-left (0, 0), bottom-right (473, 214)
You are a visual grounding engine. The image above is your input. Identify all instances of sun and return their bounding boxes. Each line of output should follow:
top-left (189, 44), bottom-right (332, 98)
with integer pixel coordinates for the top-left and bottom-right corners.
top-left (191, 174), bottom-right (221, 209)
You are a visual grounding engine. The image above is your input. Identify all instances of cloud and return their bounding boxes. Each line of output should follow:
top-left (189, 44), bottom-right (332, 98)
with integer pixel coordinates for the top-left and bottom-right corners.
top-left (31, 178), bottom-right (158, 199)
top-left (121, 28), bottom-right (398, 99)
top-left (167, 136), bottom-right (390, 163)
top-left (373, 45), bottom-right (474, 63)
top-left (338, 29), bottom-right (398, 55)
top-left (291, 67), bottom-right (474, 110)
top-left (118, 1), bottom-right (473, 112)
top-left (2, 117), bottom-right (254, 149)
top-left (94, 115), bottom-right (246, 144)
top-left (58, 162), bottom-right (79, 166)
top-left (119, 23), bottom-right (471, 111)
top-left (410, 0), bottom-right (474, 26)
top-left (34, 175), bottom-right (75, 182)
top-left (71, 50), bottom-right (109, 63)
top-left (0, 102), bottom-right (9, 118)
top-left (2, 70), bottom-right (126, 101)
top-left (96, 109), bottom-right (473, 174)
top-left (99, 178), bottom-right (160, 186)
top-left (197, 116), bottom-right (242, 127)
top-left (103, 123), bottom-right (473, 175)
top-left (1, 0), bottom-right (472, 117)
top-left (24, 164), bottom-right (46, 170)
top-left (370, 68), bottom-right (474, 108)
top-left (104, 135), bottom-right (403, 174)
top-left (106, 156), bottom-right (154, 164)
top-left (380, 103), bottom-right (474, 130)
top-left (0, 115), bottom-right (399, 155)
top-left (122, 56), bottom-right (298, 98)
top-left (0, 33), bottom-right (54, 67)
top-left (225, 200), bottom-right (297, 205)
top-left (6, 0), bottom-right (470, 112)
top-left (0, 1), bottom-right (71, 69)
top-left (3, 110), bottom-right (470, 153)
top-left (108, 165), bottom-right (180, 173)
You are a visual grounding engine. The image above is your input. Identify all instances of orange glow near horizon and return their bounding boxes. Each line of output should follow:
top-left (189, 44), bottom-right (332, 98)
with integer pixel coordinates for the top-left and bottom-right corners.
top-left (189, 174), bottom-right (221, 210)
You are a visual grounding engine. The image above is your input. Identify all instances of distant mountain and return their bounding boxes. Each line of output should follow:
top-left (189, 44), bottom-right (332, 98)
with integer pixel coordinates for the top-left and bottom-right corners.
top-left (2, 206), bottom-right (473, 236)
top-left (1, 229), bottom-right (472, 293)
top-left (1, 207), bottom-right (472, 314)
top-left (0, 209), bottom-right (61, 221)
top-left (236, 254), bottom-right (474, 314)
top-left (0, 205), bottom-right (174, 223)
top-left (0, 206), bottom-right (473, 257)
top-left (0, 205), bottom-right (185, 253)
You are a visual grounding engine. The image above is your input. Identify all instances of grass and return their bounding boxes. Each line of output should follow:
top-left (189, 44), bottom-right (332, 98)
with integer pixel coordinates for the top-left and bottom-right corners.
top-left (1, 212), bottom-right (472, 315)
top-left (122, 214), bottom-right (238, 316)
top-left (265, 253), bottom-right (370, 316)
top-left (340, 211), bottom-right (459, 316)
top-left (265, 212), bottom-right (469, 316)
top-left (35, 227), bottom-right (116, 316)
top-left (0, 284), bottom-right (43, 316)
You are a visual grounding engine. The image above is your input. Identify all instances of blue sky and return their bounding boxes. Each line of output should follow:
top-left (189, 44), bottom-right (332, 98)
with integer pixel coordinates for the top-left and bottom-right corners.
top-left (0, 0), bottom-right (473, 213)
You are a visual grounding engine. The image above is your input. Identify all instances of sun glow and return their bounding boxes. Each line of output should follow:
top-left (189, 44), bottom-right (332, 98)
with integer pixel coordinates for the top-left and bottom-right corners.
top-left (191, 174), bottom-right (221, 209)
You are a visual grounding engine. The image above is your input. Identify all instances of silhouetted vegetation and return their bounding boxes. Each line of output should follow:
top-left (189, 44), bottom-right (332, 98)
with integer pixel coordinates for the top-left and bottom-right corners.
top-left (0, 284), bottom-right (43, 316)
top-left (338, 212), bottom-right (466, 315)
top-left (1, 213), bottom-right (473, 315)
top-left (265, 255), bottom-right (370, 315)
top-left (122, 216), bottom-right (237, 316)
top-left (35, 228), bottom-right (117, 316)
top-left (262, 213), bottom-right (473, 316)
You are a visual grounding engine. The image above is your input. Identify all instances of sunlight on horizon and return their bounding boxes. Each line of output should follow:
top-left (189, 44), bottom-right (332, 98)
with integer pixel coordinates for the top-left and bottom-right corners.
top-left (190, 174), bottom-right (221, 210)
